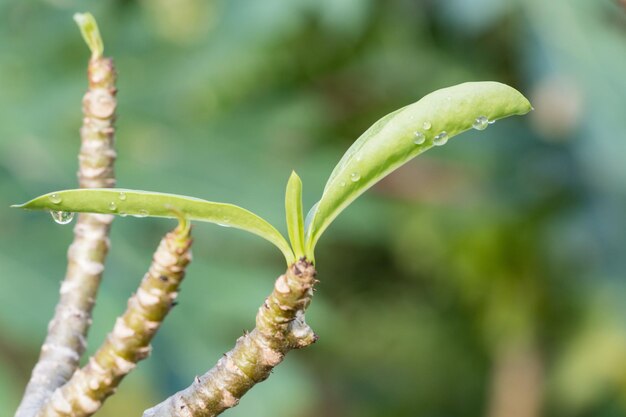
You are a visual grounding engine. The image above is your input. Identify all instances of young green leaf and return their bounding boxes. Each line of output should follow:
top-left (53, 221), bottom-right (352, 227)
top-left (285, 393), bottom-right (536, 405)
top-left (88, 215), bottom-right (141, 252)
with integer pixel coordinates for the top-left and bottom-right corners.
top-left (14, 189), bottom-right (295, 264)
top-left (304, 81), bottom-right (532, 257)
top-left (285, 171), bottom-right (305, 259)
top-left (74, 12), bottom-right (104, 59)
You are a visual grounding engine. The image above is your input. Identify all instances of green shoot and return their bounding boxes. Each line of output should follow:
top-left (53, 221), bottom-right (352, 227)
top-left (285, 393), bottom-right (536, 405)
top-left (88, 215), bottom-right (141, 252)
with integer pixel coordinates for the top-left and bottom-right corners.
top-left (285, 171), bottom-right (306, 260)
top-left (73, 12), bottom-right (104, 59)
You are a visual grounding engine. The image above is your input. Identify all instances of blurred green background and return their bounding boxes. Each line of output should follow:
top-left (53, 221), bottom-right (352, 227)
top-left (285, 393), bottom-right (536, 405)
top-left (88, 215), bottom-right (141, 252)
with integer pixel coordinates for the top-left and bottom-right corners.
top-left (1, 0), bottom-right (626, 416)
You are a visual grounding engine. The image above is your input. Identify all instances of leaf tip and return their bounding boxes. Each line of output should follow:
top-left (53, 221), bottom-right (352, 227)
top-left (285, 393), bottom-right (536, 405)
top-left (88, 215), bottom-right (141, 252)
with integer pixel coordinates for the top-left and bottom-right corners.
top-left (519, 96), bottom-right (533, 115)
top-left (502, 83), bottom-right (532, 115)
top-left (289, 170), bottom-right (301, 183)
top-left (11, 198), bottom-right (37, 209)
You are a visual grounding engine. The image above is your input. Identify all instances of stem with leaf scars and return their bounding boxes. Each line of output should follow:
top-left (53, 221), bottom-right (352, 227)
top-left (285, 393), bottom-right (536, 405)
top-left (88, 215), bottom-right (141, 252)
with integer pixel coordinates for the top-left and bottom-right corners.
top-left (15, 13), bottom-right (117, 417)
top-left (142, 258), bottom-right (318, 417)
top-left (38, 220), bottom-right (193, 417)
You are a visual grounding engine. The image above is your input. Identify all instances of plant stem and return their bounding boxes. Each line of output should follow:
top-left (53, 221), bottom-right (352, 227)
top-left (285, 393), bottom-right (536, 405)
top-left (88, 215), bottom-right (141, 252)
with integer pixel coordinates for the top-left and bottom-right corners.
top-left (38, 222), bottom-right (193, 417)
top-left (14, 27), bottom-right (117, 417)
top-left (486, 343), bottom-right (543, 417)
top-left (142, 258), bottom-right (318, 417)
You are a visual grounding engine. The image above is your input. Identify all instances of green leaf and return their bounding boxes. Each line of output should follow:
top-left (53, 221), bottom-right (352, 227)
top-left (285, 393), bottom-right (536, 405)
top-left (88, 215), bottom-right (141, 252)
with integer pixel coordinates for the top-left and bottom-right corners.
top-left (14, 189), bottom-right (295, 264)
top-left (285, 171), bottom-right (305, 259)
top-left (74, 12), bottom-right (104, 59)
top-left (304, 81), bottom-right (532, 257)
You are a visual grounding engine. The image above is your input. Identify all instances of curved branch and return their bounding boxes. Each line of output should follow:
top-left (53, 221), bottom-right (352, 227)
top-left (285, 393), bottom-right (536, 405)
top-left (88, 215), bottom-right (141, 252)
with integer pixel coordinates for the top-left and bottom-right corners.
top-left (143, 258), bottom-right (318, 417)
top-left (38, 223), bottom-right (193, 417)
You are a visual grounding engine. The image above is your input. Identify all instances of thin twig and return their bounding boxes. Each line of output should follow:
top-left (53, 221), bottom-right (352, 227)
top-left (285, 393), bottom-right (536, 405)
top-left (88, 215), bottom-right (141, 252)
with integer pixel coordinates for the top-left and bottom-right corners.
top-left (14, 14), bottom-right (117, 417)
top-left (38, 221), bottom-right (193, 417)
top-left (142, 258), bottom-right (318, 417)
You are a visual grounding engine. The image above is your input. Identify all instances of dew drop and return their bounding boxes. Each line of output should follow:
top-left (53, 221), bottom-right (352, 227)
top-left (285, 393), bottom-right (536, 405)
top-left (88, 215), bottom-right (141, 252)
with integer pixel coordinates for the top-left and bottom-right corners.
top-left (119, 212), bottom-right (128, 217)
top-left (340, 181), bottom-right (346, 187)
top-left (472, 116), bottom-right (489, 131)
top-left (118, 192), bottom-right (127, 201)
top-left (422, 121), bottom-right (432, 130)
top-left (217, 217), bottom-right (231, 227)
top-left (50, 211), bottom-right (75, 225)
top-left (413, 131), bottom-right (426, 145)
top-left (133, 209), bottom-right (149, 218)
top-left (108, 202), bottom-right (117, 211)
top-left (350, 172), bottom-right (361, 182)
top-left (49, 193), bottom-right (62, 204)
top-left (433, 131), bottom-right (449, 146)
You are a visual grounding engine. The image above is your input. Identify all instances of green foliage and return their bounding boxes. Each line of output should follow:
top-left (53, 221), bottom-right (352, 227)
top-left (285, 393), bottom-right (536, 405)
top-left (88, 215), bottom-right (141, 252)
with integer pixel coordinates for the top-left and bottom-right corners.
top-left (14, 189), bottom-right (295, 264)
top-left (305, 81), bottom-right (532, 256)
top-left (14, 83), bottom-right (531, 263)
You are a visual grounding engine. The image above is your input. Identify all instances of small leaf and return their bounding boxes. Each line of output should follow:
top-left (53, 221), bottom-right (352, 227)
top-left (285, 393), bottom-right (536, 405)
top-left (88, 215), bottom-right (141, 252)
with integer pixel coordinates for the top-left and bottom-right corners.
top-left (14, 189), bottom-right (295, 264)
top-left (74, 12), bottom-right (104, 59)
top-left (285, 171), bottom-right (305, 259)
top-left (304, 81), bottom-right (532, 257)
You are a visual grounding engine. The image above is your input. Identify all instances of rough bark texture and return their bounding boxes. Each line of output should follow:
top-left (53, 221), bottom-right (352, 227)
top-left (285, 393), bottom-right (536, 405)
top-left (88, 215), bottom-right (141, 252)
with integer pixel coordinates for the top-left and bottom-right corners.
top-left (38, 224), bottom-right (193, 417)
top-left (78, 57), bottom-right (117, 189)
top-left (14, 56), bottom-right (118, 417)
top-left (143, 258), bottom-right (318, 417)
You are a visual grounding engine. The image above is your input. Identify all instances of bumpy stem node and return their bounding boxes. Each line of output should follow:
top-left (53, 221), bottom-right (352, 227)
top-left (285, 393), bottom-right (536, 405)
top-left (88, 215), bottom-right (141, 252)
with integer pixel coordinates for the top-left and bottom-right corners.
top-left (143, 258), bottom-right (318, 417)
top-left (38, 223), bottom-right (193, 417)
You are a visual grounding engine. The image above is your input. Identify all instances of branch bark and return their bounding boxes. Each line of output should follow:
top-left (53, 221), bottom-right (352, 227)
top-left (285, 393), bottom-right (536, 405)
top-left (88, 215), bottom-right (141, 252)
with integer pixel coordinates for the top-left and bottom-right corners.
top-left (38, 222), bottom-right (193, 417)
top-left (14, 18), bottom-right (117, 417)
top-left (486, 343), bottom-right (543, 417)
top-left (143, 258), bottom-right (318, 417)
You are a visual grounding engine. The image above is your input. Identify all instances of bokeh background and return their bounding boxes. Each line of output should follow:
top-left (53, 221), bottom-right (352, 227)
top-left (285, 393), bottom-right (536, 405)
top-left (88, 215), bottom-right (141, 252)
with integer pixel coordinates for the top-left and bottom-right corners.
top-left (1, 0), bottom-right (626, 416)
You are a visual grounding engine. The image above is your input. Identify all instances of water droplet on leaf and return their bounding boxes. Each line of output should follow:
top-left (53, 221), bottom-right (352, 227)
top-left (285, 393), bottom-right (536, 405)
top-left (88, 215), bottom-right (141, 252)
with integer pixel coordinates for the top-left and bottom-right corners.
top-left (433, 131), bottom-right (449, 146)
top-left (133, 210), bottom-right (149, 218)
top-left (472, 116), bottom-right (489, 130)
top-left (108, 202), bottom-right (117, 211)
top-left (49, 194), bottom-right (62, 204)
top-left (118, 192), bottom-right (127, 201)
top-left (340, 181), bottom-right (346, 187)
top-left (50, 211), bottom-right (75, 225)
top-left (350, 172), bottom-right (361, 182)
top-left (422, 121), bottom-right (432, 130)
top-left (413, 131), bottom-right (426, 145)
top-left (217, 217), bottom-right (231, 227)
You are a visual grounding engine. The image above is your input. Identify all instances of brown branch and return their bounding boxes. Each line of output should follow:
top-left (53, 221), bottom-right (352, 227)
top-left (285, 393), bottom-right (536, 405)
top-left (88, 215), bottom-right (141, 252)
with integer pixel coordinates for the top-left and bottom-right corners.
top-left (38, 222), bottom-right (193, 417)
top-left (142, 258), bottom-right (318, 417)
top-left (14, 15), bottom-right (117, 417)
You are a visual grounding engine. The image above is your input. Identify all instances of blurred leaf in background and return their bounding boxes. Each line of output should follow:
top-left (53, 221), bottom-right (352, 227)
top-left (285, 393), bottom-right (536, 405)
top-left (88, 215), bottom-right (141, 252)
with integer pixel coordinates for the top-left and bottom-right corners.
top-left (1, 1), bottom-right (625, 417)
